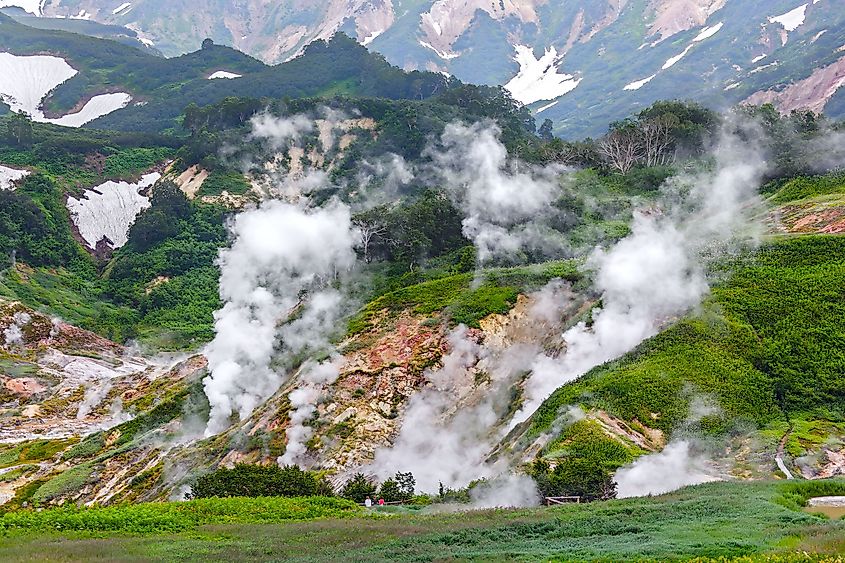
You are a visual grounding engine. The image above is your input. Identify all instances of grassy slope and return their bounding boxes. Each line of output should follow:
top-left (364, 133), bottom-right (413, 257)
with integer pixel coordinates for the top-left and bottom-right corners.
top-left (0, 481), bottom-right (842, 561)
top-left (530, 234), bottom-right (845, 440)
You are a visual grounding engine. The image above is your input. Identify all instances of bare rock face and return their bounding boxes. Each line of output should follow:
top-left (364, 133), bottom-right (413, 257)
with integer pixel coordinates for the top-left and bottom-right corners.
top-left (745, 54), bottom-right (845, 115)
top-left (646, 0), bottom-right (727, 41)
top-left (0, 299), bottom-right (202, 442)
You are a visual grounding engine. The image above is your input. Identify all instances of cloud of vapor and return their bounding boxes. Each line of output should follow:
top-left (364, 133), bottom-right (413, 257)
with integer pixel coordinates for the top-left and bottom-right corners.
top-left (250, 113), bottom-right (314, 149)
top-left (352, 153), bottom-right (413, 209)
top-left (76, 379), bottom-right (114, 420)
top-left (429, 122), bottom-right (566, 265)
top-left (509, 124), bottom-right (766, 426)
top-left (278, 355), bottom-right (345, 467)
top-left (3, 311), bottom-right (31, 346)
top-left (368, 325), bottom-right (542, 496)
top-left (369, 326), bottom-right (491, 492)
top-left (615, 440), bottom-right (719, 498)
top-left (202, 199), bottom-right (358, 436)
top-left (469, 474), bottom-right (539, 509)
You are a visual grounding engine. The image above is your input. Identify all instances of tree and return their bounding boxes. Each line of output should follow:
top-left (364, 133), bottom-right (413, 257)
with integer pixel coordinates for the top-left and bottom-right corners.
top-left (639, 114), bottom-right (677, 167)
top-left (598, 122), bottom-right (644, 174)
top-left (395, 471), bottom-right (415, 498)
top-left (377, 478), bottom-right (402, 502)
top-left (538, 118), bottom-right (555, 142)
top-left (7, 111), bottom-right (33, 147)
top-left (354, 212), bottom-right (389, 264)
top-left (127, 180), bottom-right (191, 252)
top-left (340, 473), bottom-right (377, 503)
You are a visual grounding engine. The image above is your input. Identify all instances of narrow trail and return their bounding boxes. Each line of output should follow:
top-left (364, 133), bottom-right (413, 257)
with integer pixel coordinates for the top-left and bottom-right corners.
top-left (775, 427), bottom-right (794, 480)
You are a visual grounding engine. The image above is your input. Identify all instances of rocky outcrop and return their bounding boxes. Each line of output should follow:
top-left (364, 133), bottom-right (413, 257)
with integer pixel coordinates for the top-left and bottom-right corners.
top-left (744, 54), bottom-right (845, 115)
top-left (646, 0), bottom-right (727, 41)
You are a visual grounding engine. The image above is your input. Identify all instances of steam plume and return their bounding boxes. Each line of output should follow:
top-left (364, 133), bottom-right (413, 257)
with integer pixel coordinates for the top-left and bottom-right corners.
top-left (511, 124), bottom-right (766, 425)
top-left (202, 199), bottom-right (358, 436)
top-left (430, 122), bottom-right (565, 264)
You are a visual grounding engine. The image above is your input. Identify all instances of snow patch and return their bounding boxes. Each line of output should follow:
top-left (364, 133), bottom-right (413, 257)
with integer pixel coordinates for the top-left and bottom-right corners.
top-left (361, 29), bottom-right (384, 46)
top-left (724, 82), bottom-right (741, 91)
top-left (208, 70), bottom-right (242, 79)
top-left (751, 54), bottom-right (767, 63)
top-left (768, 4), bottom-right (808, 32)
top-left (67, 172), bottom-right (160, 249)
top-left (0, 53), bottom-right (130, 127)
top-left (419, 40), bottom-right (458, 60)
top-left (112, 2), bottom-right (131, 15)
top-left (49, 93), bottom-right (132, 127)
top-left (535, 100), bottom-right (559, 113)
top-left (811, 29), bottom-right (827, 43)
top-left (693, 21), bottom-right (723, 42)
top-left (750, 61), bottom-right (779, 75)
top-left (421, 12), bottom-right (442, 36)
top-left (663, 45), bottom-right (694, 70)
top-left (505, 45), bottom-right (581, 105)
top-left (0, 1), bottom-right (43, 15)
top-left (0, 52), bottom-right (76, 116)
top-left (0, 165), bottom-right (29, 190)
top-left (624, 74), bottom-right (656, 91)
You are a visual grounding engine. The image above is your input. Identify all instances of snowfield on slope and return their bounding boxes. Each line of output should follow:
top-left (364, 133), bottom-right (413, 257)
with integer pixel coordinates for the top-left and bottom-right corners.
top-left (624, 74), bottom-right (656, 91)
top-left (208, 70), bottom-right (242, 79)
top-left (505, 45), bottom-right (581, 105)
top-left (0, 1), bottom-right (43, 15)
top-left (0, 165), bottom-right (29, 190)
top-left (67, 172), bottom-right (160, 249)
top-left (769, 4), bottom-right (808, 32)
top-left (0, 52), bottom-right (131, 127)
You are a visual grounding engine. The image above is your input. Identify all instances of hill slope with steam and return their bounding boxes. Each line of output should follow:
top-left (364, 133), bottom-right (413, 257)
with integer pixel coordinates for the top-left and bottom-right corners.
top-left (0, 20), bottom-right (844, 536)
top-left (1, 100), bottom-right (844, 509)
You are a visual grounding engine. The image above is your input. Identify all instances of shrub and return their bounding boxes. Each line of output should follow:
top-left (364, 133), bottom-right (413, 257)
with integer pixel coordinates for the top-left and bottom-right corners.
top-left (188, 464), bottom-right (332, 499)
top-left (531, 457), bottom-right (617, 502)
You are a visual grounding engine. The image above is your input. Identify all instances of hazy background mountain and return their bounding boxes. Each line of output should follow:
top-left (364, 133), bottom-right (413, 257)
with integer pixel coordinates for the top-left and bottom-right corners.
top-left (3, 0), bottom-right (844, 136)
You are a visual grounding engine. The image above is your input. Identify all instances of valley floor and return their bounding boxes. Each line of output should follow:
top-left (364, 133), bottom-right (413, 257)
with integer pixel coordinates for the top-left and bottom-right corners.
top-left (0, 481), bottom-right (843, 562)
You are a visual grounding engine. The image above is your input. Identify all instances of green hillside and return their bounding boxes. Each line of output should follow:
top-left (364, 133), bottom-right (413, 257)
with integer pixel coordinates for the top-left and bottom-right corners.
top-left (531, 234), bottom-right (845, 440)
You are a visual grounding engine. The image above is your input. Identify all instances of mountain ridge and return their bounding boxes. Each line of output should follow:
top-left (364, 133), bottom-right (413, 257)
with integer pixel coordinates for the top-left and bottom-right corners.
top-left (6, 0), bottom-right (845, 136)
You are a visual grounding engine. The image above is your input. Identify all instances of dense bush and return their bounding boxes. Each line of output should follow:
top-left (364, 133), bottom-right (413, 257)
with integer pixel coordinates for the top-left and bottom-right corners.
top-left (531, 457), bottom-right (617, 502)
top-left (188, 464), bottom-right (333, 499)
top-left (0, 174), bottom-right (92, 272)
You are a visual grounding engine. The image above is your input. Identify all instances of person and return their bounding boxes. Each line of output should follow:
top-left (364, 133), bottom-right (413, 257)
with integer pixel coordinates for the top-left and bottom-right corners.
top-left (364, 496), bottom-right (372, 508)
top-left (378, 498), bottom-right (385, 506)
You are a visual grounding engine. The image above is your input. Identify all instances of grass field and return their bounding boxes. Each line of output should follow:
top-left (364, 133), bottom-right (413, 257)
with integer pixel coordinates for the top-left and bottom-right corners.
top-left (0, 481), bottom-right (842, 562)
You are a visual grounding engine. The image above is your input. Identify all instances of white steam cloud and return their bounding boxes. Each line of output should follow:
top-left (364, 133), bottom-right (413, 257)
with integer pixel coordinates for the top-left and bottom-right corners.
top-left (369, 325), bottom-right (542, 496)
top-left (510, 125), bottom-right (765, 425)
top-left (3, 311), bottom-right (31, 346)
top-left (431, 122), bottom-right (565, 264)
top-left (367, 121), bottom-right (765, 503)
top-left (250, 113), bottom-right (314, 149)
top-left (615, 440), bottom-right (719, 498)
top-left (278, 355), bottom-right (345, 466)
top-left (202, 199), bottom-right (358, 436)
